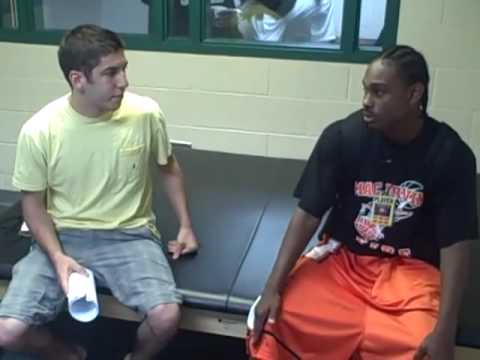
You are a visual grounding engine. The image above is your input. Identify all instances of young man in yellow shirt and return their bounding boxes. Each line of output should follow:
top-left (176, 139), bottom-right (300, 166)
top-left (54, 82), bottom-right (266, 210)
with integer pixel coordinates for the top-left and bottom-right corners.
top-left (0, 24), bottom-right (199, 360)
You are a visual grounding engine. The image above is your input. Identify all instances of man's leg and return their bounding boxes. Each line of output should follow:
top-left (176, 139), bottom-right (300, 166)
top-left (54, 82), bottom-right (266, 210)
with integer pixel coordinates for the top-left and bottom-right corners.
top-left (355, 258), bottom-right (440, 360)
top-left (126, 303), bottom-right (180, 360)
top-left (87, 228), bottom-right (183, 359)
top-left (0, 244), bottom-right (85, 359)
top-left (356, 307), bottom-right (438, 360)
top-left (247, 249), bottom-right (366, 360)
top-left (0, 318), bottom-right (86, 360)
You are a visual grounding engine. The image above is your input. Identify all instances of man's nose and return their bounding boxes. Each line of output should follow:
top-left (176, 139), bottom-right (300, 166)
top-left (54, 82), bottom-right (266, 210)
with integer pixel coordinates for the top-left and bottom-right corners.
top-left (362, 92), bottom-right (372, 108)
top-left (117, 70), bottom-right (129, 89)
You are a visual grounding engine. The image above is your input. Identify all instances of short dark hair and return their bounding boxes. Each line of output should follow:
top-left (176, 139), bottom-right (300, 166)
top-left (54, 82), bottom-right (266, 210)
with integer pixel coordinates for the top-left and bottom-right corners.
top-left (58, 24), bottom-right (125, 86)
top-left (377, 45), bottom-right (430, 115)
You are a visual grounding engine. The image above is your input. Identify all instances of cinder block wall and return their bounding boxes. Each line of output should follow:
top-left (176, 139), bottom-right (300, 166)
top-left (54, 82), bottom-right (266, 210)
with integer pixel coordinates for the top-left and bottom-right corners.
top-left (0, 0), bottom-right (478, 190)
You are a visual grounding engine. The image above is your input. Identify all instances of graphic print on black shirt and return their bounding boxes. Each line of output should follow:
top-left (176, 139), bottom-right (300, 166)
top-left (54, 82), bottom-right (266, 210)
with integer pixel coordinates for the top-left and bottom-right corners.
top-left (295, 111), bottom-right (478, 268)
top-left (354, 180), bottom-right (425, 258)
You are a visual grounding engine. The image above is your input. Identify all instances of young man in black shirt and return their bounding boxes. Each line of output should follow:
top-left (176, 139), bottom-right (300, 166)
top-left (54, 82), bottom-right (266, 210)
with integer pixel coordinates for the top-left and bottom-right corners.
top-left (248, 45), bottom-right (478, 360)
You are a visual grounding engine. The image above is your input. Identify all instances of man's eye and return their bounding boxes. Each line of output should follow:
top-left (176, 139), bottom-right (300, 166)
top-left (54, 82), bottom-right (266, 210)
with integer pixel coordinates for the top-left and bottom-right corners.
top-left (375, 90), bottom-right (384, 97)
top-left (104, 70), bottom-right (117, 77)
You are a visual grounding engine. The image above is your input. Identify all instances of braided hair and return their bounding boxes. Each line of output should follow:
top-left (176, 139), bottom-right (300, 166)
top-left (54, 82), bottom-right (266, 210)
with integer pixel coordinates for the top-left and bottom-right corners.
top-left (378, 45), bottom-right (430, 115)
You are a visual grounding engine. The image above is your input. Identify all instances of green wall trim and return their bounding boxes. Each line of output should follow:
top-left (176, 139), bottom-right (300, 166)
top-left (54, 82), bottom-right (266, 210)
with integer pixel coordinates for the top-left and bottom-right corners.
top-left (0, 0), bottom-right (399, 64)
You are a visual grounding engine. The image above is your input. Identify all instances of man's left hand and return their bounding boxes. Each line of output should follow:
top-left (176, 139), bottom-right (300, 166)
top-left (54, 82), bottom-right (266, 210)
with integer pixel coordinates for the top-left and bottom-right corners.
top-left (414, 330), bottom-right (455, 360)
top-left (168, 227), bottom-right (200, 260)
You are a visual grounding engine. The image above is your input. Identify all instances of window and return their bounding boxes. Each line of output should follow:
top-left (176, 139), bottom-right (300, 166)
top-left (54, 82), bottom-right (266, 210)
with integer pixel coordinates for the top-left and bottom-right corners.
top-left (0, 0), bottom-right (400, 63)
top-left (205, 0), bottom-right (340, 49)
top-left (168, 0), bottom-right (190, 37)
top-left (32, 0), bottom-right (150, 34)
top-left (359, 0), bottom-right (387, 50)
top-left (1, 0), bottom-right (17, 29)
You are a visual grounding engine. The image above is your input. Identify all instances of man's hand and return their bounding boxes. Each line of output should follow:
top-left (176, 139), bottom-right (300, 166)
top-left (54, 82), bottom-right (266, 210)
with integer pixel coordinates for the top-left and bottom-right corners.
top-left (252, 289), bottom-right (281, 345)
top-left (168, 227), bottom-right (199, 260)
top-left (414, 330), bottom-right (455, 360)
top-left (51, 252), bottom-right (87, 295)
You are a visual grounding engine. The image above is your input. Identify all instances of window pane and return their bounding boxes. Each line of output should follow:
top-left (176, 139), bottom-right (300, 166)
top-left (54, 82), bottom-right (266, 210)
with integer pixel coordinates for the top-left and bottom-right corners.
top-left (359, 0), bottom-right (387, 50)
top-left (168, 0), bottom-right (190, 37)
top-left (33, 0), bottom-right (150, 34)
top-left (1, 0), bottom-right (17, 29)
top-left (206, 0), bottom-right (341, 49)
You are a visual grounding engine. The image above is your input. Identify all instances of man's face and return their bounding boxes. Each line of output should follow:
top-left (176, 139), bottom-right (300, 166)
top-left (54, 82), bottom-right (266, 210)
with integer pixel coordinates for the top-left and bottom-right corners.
top-left (82, 50), bottom-right (129, 115)
top-left (361, 59), bottom-right (415, 131)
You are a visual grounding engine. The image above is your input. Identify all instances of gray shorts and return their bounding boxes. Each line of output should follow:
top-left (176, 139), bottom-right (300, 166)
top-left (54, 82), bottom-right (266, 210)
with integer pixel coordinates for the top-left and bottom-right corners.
top-left (0, 227), bottom-right (182, 325)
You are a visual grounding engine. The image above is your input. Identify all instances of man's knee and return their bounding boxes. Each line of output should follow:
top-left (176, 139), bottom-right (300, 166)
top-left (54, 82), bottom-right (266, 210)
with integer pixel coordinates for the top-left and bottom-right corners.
top-left (0, 317), bottom-right (29, 347)
top-left (146, 303), bottom-right (181, 335)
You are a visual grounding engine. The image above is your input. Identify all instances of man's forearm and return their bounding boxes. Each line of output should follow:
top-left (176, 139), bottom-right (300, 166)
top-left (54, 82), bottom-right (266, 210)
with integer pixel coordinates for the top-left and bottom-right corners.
top-left (160, 156), bottom-right (192, 228)
top-left (435, 240), bottom-right (472, 337)
top-left (265, 207), bottom-right (321, 292)
top-left (22, 191), bottom-right (63, 261)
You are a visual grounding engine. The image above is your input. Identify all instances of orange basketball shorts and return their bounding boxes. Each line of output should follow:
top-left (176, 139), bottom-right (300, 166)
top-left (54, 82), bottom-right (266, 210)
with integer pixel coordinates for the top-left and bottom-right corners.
top-left (247, 246), bottom-right (440, 360)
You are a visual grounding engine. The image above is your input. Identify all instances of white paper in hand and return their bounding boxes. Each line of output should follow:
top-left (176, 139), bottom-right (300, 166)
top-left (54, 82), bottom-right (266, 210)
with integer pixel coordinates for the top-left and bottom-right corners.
top-left (19, 222), bottom-right (31, 237)
top-left (305, 239), bottom-right (341, 261)
top-left (247, 296), bottom-right (261, 331)
top-left (67, 268), bottom-right (99, 322)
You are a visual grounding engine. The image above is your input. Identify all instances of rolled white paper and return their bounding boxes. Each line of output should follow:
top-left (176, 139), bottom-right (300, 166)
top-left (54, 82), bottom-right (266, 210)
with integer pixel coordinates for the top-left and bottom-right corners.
top-left (67, 268), bottom-right (99, 323)
top-left (247, 296), bottom-right (261, 331)
top-left (19, 221), bottom-right (31, 237)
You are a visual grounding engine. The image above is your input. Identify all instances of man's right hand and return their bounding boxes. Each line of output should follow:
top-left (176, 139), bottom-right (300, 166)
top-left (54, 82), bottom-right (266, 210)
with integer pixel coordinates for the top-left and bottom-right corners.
top-left (252, 289), bottom-right (281, 345)
top-left (51, 253), bottom-right (86, 295)
top-left (251, 207), bottom-right (321, 345)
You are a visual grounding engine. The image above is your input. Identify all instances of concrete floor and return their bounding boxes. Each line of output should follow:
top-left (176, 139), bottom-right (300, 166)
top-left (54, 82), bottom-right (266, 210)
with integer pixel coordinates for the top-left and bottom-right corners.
top-left (456, 346), bottom-right (480, 360)
top-left (0, 314), bottom-right (247, 360)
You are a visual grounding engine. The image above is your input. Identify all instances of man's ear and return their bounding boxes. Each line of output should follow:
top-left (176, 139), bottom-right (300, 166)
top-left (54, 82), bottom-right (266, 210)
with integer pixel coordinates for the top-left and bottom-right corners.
top-left (409, 82), bottom-right (425, 109)
top-left (69, 70), bottom-right (86, 93)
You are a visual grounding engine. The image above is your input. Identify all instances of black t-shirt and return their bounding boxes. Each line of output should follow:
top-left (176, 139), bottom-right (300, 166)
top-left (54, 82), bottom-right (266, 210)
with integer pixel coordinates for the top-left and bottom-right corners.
top-left (294, 111), bottom-right (479, 267)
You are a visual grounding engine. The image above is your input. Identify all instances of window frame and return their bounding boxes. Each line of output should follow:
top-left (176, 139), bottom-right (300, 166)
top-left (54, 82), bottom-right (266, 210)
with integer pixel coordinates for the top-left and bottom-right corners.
top-left (0, 0), bottom-right (400, 64)
top-left (0, 0), bottom-right (19, 30)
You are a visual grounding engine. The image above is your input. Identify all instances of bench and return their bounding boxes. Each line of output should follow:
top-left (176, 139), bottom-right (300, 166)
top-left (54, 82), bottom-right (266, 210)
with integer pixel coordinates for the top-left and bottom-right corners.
top-left (1, 146), bottom-right (479, 351)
